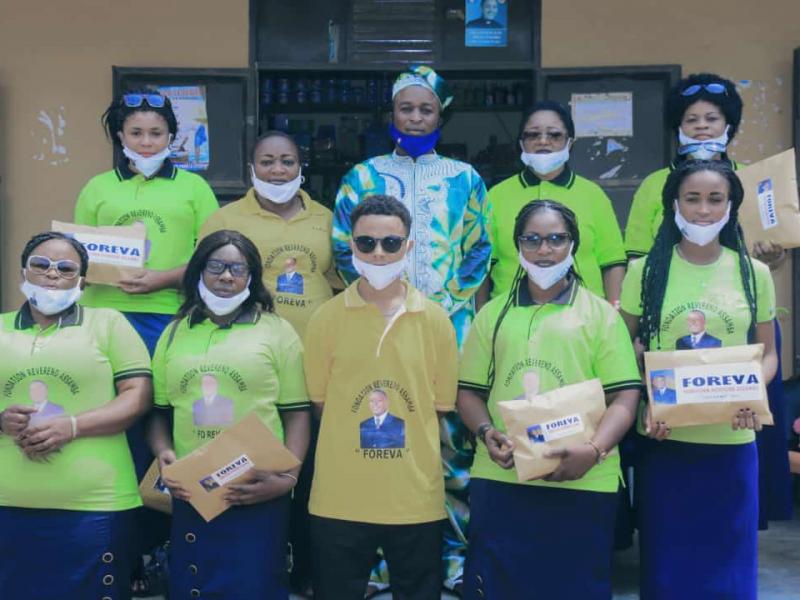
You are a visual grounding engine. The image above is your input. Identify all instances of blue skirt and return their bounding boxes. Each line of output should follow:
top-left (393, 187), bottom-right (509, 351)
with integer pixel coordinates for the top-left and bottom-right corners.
top-left (0, 507), bottom-right (135, 600)
top-left (635, 437), bottom-right (758, 600)
top-left (757, 320), bottom-right (793, 528)
top-left (463, 478), bottom-right (618, 600)
top-left (170, 496), bottom-right (291, 599)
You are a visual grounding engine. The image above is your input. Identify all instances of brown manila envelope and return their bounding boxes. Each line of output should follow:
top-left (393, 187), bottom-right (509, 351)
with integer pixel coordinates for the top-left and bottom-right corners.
top-left (138, 459), bottom-right (172, 515)
top-left (51, 220), bottom-right (147, 286)
top-left (498, 377), bottom-right (609, 482)
top-left (736, 148), bottom-right (800, 249)
top-left (161, 412), bottom-right (301, 522)
top-left (644, 344), bottom-right (772, 428)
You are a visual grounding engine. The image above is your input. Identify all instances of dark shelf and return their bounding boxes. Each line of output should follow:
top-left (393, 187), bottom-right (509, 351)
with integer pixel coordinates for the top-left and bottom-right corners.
top-left (260, 104), bottom-right (527, 115)
top-left (256, 61), bottom-right (537, 73)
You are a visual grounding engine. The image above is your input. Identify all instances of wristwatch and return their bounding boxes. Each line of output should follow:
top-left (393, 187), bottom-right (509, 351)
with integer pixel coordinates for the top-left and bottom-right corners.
top-left (476, 422), bottom-right (493, 444)
top-left (587, 440), bottom-right (608, 464)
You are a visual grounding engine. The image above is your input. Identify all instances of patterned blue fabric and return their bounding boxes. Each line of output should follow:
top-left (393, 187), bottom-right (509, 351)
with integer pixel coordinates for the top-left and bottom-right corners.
top-left (332, 151), bottom-right (492, 346)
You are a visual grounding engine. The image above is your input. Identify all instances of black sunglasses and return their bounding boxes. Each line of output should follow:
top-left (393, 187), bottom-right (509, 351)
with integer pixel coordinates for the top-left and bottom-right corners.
top-left (204, 259), bottom-right (250, 278)
top-left (354, 235), bottom-right (408, 254)
top-left (518, 233), bottom-right (572, 251)
top-left (520, 131), bottom-right (567, 143)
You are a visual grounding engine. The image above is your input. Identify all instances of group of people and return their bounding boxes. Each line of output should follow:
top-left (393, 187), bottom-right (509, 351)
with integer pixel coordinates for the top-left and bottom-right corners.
top-left (0, 64), bottom-right (790, 600)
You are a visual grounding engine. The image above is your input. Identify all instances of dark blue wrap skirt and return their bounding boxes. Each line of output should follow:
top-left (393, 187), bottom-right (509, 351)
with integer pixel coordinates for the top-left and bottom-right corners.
top-left (0, 506), bottom-right (135, 600)
top-left (169, 496), bottom-right (291, 599)
top-left (636, 437), bottom-right (758, 600)
top-left (463, 478), bottom-right (618, 600)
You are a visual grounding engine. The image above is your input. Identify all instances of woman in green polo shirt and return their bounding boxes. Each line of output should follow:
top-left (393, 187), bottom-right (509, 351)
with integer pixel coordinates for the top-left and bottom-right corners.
top-left (75, 91), bottom-right (219, 591)
top-left (458, 200), bottom-right (641, 599)
top-left (75, 91), bottom-right (219, 353)
top-left (0, 231), bottom-right (153, 600)
top-left (620, 161), bottom-right (777, 599)
top-left (147, 229), bottom-right (311, 599)
top-left (479, 100), bottom-right (627, 308)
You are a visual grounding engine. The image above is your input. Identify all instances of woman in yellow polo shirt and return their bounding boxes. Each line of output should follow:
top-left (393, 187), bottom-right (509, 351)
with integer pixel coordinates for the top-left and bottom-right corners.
top-left (458, 200), bottom-right (641, 599)
top-left (620, 161), bottom-right (778, 599)
top-left (0, 231), bottom-right (152, 600)
top-left (200, 130), bottom-right (341, 339)
top-left (147, 229), bottom-right (311, 599)
top-left (480, 100), bottom-right (627, 308)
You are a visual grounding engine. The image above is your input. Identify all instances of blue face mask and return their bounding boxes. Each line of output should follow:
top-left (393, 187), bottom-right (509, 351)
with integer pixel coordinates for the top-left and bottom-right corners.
top-left (388, 123), bottom-right (440, 159)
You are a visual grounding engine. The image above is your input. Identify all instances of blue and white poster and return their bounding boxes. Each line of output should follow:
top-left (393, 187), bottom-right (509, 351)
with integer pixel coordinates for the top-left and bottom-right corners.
top-left (158, 85), bottom-right (211, 172)
top-left (465, 0), bottom-right (508, 48)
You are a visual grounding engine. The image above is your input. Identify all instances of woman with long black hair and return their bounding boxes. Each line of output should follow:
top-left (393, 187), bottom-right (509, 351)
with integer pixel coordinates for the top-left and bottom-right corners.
top-left (458, 200), bottom-right (641, 599)
top-left (620, 160), bottom-right (778, 599)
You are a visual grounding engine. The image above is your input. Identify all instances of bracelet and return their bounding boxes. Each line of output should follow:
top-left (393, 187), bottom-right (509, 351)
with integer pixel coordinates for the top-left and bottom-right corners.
top-left (69, 415), bottom-right (78, 440)
top-left (586, 439), bottom-right (608, 464)
top-left (476, 422), bottom-right (493, 443)
top-left (277, 472), bottom-right (298, 485)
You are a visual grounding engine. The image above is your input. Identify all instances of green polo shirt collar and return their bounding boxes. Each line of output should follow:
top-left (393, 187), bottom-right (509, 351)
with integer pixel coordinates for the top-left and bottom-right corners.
top-left (515, 276), bottom-right (578, 307)
top-left (14, 302), bottom-right (83, 330)
top-left (186, 304), bottom-right (262, 329)
top-left (115, 158), bottom-right (178, 181)
top-left (668, 153), bottom-right (735, 171)
top-left (519, 164), bottom-right (575, 189)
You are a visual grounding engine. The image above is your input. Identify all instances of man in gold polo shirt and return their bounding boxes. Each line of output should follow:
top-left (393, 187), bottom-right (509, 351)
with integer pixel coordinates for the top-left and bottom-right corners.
top-left (304, 195), bottom-right (458, 599)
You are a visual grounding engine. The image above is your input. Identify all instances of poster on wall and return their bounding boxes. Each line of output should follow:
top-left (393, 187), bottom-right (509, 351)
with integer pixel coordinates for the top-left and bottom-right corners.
top-left (571, 92), bottom-right (634, 138)
top-left (158, 85), bottom-right (211, 171)
top-left (465, 0), bottom-right (508, 48)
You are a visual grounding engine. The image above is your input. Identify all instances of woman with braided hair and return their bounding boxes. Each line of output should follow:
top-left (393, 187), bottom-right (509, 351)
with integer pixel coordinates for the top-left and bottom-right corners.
top-left (457, 200), bottom-right (641, 599)
top-left (619, 160), bottom-right (778, 599)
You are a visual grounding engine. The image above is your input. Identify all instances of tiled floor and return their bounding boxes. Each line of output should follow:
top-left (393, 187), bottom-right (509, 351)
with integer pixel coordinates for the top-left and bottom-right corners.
top-left (144, 517), bottom-right (800, 599)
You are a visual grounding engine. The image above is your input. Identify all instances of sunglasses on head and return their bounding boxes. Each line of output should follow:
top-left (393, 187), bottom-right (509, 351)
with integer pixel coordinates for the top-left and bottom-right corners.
top-left (123, 93), bottom-right (167, 108)
top-left (27, 255), bottom-right (81, 279)
top-left (204, 259), bottom-right (250, 278)
top-left (353, 235), bottom-right (407, 254)
top-left (680, 83), bottom-right (727, 97)
top-left (518, 232), bottom-right (571, 251)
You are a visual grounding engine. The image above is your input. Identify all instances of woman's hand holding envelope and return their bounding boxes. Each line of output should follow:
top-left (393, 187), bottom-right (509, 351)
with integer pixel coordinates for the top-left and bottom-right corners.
top-left (485, 428), bottom-right (515, 469)
top-left (541, 444), bottom-right (598, 482)
top-left (158, 449), bottom-right (192, 501)
top-left (224, 470), bottom-right (295, 506)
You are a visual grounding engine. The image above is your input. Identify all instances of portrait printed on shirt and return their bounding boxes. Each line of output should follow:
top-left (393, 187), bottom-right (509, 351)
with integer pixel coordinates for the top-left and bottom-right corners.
top-left (650, 369), bottom-right (677, 405)
top-left (192, 373), bottom-right (235, 427)
top-left (27, 379), bottom-right (66, 424)
top-left (675, 309), bottom-right (722, 350)
top-left (275, 256), bottom-right (304, 295)
top-left (359, 388), bottom-right (406, 449)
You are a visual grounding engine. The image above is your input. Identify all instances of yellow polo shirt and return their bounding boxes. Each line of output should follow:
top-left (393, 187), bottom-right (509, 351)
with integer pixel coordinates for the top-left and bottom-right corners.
top-left (152, 306), bottom-right (309, 458)
top-left (200, 189), bottom-right (341, 337)
top-left (304, 281), bottom-right (458, 524)
top-left (0, 304), bottom-right (151, 511)
top-left (459, 278), bottom-right (642, 493)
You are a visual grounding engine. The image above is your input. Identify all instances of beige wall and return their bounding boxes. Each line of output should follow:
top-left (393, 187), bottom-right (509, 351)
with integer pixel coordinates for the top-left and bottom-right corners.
top-left (544, 0), bottom-right (799, 372)
top-left (1, 0), bottom-right (796, 369)
top-left (0, 0), bottom-right (248, 308)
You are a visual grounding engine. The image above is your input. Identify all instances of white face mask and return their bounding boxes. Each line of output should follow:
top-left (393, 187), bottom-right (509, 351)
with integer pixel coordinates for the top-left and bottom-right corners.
top-left (251, 166), bottom-right (303, 205)
top-left (20, 277), bottom-right (83, 316)
top-left (122, 140), bottom-right (173, 178)
top-left (678, 126), bottom-right (729, 160)
top-left (198, 277), bottom-right (251, 316)
top-left (520, 141), bottom-right (571, 175)
top-left (352, 254), bottom-right (407, 291)
top-left (674, 200), bottom-right (731, 246)
top-left (518, 244), bottom-right (574, 290)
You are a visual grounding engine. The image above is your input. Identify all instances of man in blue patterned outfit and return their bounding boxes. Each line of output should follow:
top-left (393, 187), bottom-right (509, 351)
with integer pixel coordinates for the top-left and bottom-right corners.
top-left (332, 65), bottom-right (492, 591)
